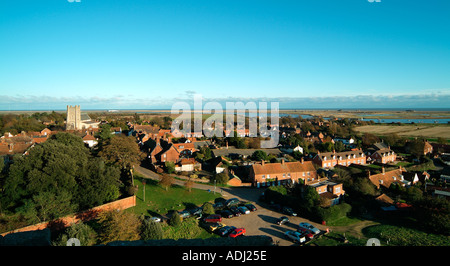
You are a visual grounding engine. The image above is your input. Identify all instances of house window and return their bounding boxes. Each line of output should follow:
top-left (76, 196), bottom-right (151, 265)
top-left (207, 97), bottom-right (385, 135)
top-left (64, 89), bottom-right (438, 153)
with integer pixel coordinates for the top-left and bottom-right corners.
top-left (283, 174), bottom-right (286, 178)
top-left (302, 172), bottom-right (305, 176)
top-left (262, 175), bottom-right (265, 179)
top-left (335, 187), bottom-right (341, 193)
top-left (307, 172), bottom-right (310, 176)
top-left (287, 173), bottom-right (291, 178)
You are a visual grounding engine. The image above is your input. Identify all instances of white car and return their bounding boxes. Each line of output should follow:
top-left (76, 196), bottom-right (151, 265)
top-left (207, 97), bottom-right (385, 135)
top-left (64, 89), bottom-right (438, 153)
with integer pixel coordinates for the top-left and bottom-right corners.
top-left (298, 222), bottom-right (320, 235)
top-left (150, 216), bottom-right (162, 223)
top-left (284, 231), bottom-right (306, 244)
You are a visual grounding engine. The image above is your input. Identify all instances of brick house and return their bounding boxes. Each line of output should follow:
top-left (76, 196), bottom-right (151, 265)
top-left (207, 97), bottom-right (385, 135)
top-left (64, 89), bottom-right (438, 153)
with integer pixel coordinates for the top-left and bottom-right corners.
top-left (155, 143), bottom-right (180, 164)
top-left (148, 139), bottom-right (181, 165)
top-left (172, 142), bottom-right (198, 157)
top-left (370, 148), bottom-right (396, 164)
top-left (307, 177), bottom-right (345, 206)
top-left (249, 158), bottom-right (317, 187)
top-left (312, 149), bottom-right (366, 168)
top-left (367, 167), bottom-right (409, 189)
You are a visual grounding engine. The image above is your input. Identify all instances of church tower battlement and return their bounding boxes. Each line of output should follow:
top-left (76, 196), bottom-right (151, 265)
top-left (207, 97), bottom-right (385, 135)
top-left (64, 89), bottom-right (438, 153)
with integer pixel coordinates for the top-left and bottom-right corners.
top-left (66, 105), bottom-right (81, 130)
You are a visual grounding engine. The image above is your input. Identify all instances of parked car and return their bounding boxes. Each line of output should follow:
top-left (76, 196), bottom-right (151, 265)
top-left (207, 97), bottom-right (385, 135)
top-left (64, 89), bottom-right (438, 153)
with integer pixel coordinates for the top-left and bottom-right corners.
top-left (270, 203), bottom-right (282, 211)
top-left (201, 222), bottom-right (225, 233)
top-left (284, 231), bottom-right (306, 244)
top-left (282, 206), bottom-right (297, 216)
top-left (215, 226), bottom-right (236, 237)
top-left (149, 216), bottom-right (161, 223)
top-left (297, 227), bottom-right (315, 240)
top-left (237, 206), bottom-right (250, 214)
top-left (225, 198), bottom-right (240, 207)
top-left (178, 210), bottom-right (191, 219)
top-left (228, 206), bottom-right (241, 217)
top-left (213, 201), bottom-right (225, 210)
top-left (298, 222), bottom-right (320, 235)
top-left (204, 214), bottom-right (222, 223)
top-left (218, 209), bottom-right (233, 219)
top-left (228, 228), bottom-right (246, 238)
top-left (189, 207), bottom-right (203, 216)
top-left (276, 216), bottom-right (290, 225)
top-left (245, 203), bottom-right (257, 211)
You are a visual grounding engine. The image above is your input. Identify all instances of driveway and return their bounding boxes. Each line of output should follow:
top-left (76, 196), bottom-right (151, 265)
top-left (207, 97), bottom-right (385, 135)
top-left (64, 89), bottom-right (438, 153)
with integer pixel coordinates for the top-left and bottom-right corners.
top-left (219, 187), bottom-right (328, 246)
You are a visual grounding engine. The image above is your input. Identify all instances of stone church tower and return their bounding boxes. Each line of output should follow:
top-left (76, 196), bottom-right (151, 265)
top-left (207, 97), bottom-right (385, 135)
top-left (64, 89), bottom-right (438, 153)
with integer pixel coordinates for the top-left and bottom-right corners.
top-left (66, 105), bottom-right (81, 130)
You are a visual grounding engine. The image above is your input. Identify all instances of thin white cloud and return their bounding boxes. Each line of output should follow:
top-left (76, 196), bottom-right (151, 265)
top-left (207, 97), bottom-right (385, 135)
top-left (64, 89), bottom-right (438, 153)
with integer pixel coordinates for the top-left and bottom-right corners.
top-left (0, 92), bottom-right (449, 110)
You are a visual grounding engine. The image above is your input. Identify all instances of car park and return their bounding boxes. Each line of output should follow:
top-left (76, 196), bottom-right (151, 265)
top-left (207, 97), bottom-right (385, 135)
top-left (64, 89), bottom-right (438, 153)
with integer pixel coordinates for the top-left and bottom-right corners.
top-left (282, 206), bottom-right (297, 216)
top-left (204, 214), bottom-right (222, 223)
top-left (276, 216), bottom-right (290, 225)
top-left (284, 231), bottom-right (306, 244)
top-left (228, 228), bottom-right (246, 238)
top-left (299, 222), bottom-right (320, 235)
top-left (237, 206), bottom-right (250, 214)
top-left (215, 226), bottom-right (236, 237)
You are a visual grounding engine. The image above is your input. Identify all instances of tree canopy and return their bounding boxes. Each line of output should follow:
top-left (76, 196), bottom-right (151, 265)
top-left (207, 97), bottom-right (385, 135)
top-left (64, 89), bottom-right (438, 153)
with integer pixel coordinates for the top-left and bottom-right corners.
top-left (1, 133), bottom-right (122, 223)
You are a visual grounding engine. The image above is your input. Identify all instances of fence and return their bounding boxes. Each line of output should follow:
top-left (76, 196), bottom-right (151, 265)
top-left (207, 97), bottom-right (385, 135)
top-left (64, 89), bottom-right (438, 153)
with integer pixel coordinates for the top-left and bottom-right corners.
top-left (1, 195), bottom-right (136, 236)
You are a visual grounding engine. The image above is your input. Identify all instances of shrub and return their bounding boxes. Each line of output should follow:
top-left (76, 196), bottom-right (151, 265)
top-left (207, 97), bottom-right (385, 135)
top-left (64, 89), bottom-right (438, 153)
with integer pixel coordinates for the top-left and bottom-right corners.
top-left (318, 203), bottom-right (352, 223)
top-left (169, 211), bottom-right (182, 227)
top-left (140, 218), bottom-right (163, 240)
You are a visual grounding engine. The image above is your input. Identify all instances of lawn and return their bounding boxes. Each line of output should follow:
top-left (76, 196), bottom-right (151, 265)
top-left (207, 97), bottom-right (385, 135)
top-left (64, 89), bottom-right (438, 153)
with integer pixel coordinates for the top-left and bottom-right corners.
top-left (130, 176), bottom-right (222, 218)
top-left (362, 224), bottom-right (450, 246)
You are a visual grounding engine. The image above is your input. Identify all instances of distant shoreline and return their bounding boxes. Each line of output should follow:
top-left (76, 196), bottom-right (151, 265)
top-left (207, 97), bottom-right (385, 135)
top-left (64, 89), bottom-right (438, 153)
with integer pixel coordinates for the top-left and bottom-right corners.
top-left (2, 108), bottom-right (450, 121)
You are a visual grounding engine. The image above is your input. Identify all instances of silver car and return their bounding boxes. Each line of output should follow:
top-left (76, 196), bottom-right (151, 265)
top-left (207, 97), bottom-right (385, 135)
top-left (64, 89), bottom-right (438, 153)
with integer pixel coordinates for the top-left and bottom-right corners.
top-left (298, 222), bottom-right (320, 235)
top-left (284, 231), bottom-right (306, 243)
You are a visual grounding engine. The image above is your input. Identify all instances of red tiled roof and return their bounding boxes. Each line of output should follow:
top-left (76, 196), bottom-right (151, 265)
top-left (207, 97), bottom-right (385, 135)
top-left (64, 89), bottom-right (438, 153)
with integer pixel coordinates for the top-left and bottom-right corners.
top-left (252, 161), bottom-right (316, 176)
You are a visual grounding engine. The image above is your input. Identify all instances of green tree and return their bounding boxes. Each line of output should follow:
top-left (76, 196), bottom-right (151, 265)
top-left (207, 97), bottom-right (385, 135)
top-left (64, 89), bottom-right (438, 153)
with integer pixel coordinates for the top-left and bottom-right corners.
top-left (99, 135), bottom-right (143, 170)
top-left (1, 132), bottom-right (122, 224)
top-left (164, 161), bottom-right (175, 174)
top-left (97, 124), bottom-right (113, 141)
top-left (213, 172), bottom-right (229, 185)
top-left (201, 202), bottom-right (215, 216)
top-left (53, 221), bottom-right (97, 246)
top-left (140, 218), bottom-right (164, 240)
top-left (251, 150), bottom-right (268, 161)
top-left (169, 211), bottom-right (182, 226)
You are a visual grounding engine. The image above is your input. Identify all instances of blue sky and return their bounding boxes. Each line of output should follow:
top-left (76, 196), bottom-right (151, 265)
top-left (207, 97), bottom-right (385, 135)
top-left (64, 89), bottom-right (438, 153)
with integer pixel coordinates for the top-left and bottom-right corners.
top-left (0, 0), bottom-right (449, 110)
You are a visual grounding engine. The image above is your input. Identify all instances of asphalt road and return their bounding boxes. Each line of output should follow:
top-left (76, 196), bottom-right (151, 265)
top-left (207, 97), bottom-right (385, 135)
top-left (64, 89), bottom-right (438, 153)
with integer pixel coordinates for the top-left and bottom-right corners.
top-left (135, 165), bottom-right (329, 246)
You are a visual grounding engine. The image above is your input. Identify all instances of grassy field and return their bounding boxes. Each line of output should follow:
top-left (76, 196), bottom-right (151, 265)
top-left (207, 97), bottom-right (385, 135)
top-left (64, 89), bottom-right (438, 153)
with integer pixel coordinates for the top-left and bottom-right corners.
top-left (129, 177), bottom-right (221, 218)
top-left (362, 224), bottom-right (450, 246)
top-left (354, 124), bottom-right (450, 139)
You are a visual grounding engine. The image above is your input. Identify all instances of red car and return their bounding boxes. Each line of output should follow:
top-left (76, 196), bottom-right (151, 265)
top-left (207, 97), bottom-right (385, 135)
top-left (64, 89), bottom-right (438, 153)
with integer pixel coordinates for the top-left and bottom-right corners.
top-left (204, 214), bottom-right (222, 223)
top-left (228, 228), bottom-right (246, 238)
top-left (297, 227), bottom-right (314, 240)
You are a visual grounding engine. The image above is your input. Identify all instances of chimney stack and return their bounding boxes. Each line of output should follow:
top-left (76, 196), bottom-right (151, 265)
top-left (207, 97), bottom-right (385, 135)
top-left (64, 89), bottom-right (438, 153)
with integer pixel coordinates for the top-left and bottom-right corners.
top-left (382, 167), bottom-right (385, 174)
top-left (281, 159), bottom-right (285, 165)
top-left (261, 160), bottom-right (265, 166)
top-left (301, 157), bottom-right (304, 164)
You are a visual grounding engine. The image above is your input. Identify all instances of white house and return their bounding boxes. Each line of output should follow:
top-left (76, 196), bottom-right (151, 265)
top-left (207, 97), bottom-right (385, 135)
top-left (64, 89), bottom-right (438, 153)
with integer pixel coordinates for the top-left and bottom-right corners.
top-left (82, 134), bottom-right (98, 148)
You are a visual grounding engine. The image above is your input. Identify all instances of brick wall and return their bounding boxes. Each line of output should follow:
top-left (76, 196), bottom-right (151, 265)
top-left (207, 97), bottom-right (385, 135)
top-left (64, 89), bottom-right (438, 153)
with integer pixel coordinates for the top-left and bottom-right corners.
top-left (1, 196), bottom-right (136, 236)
